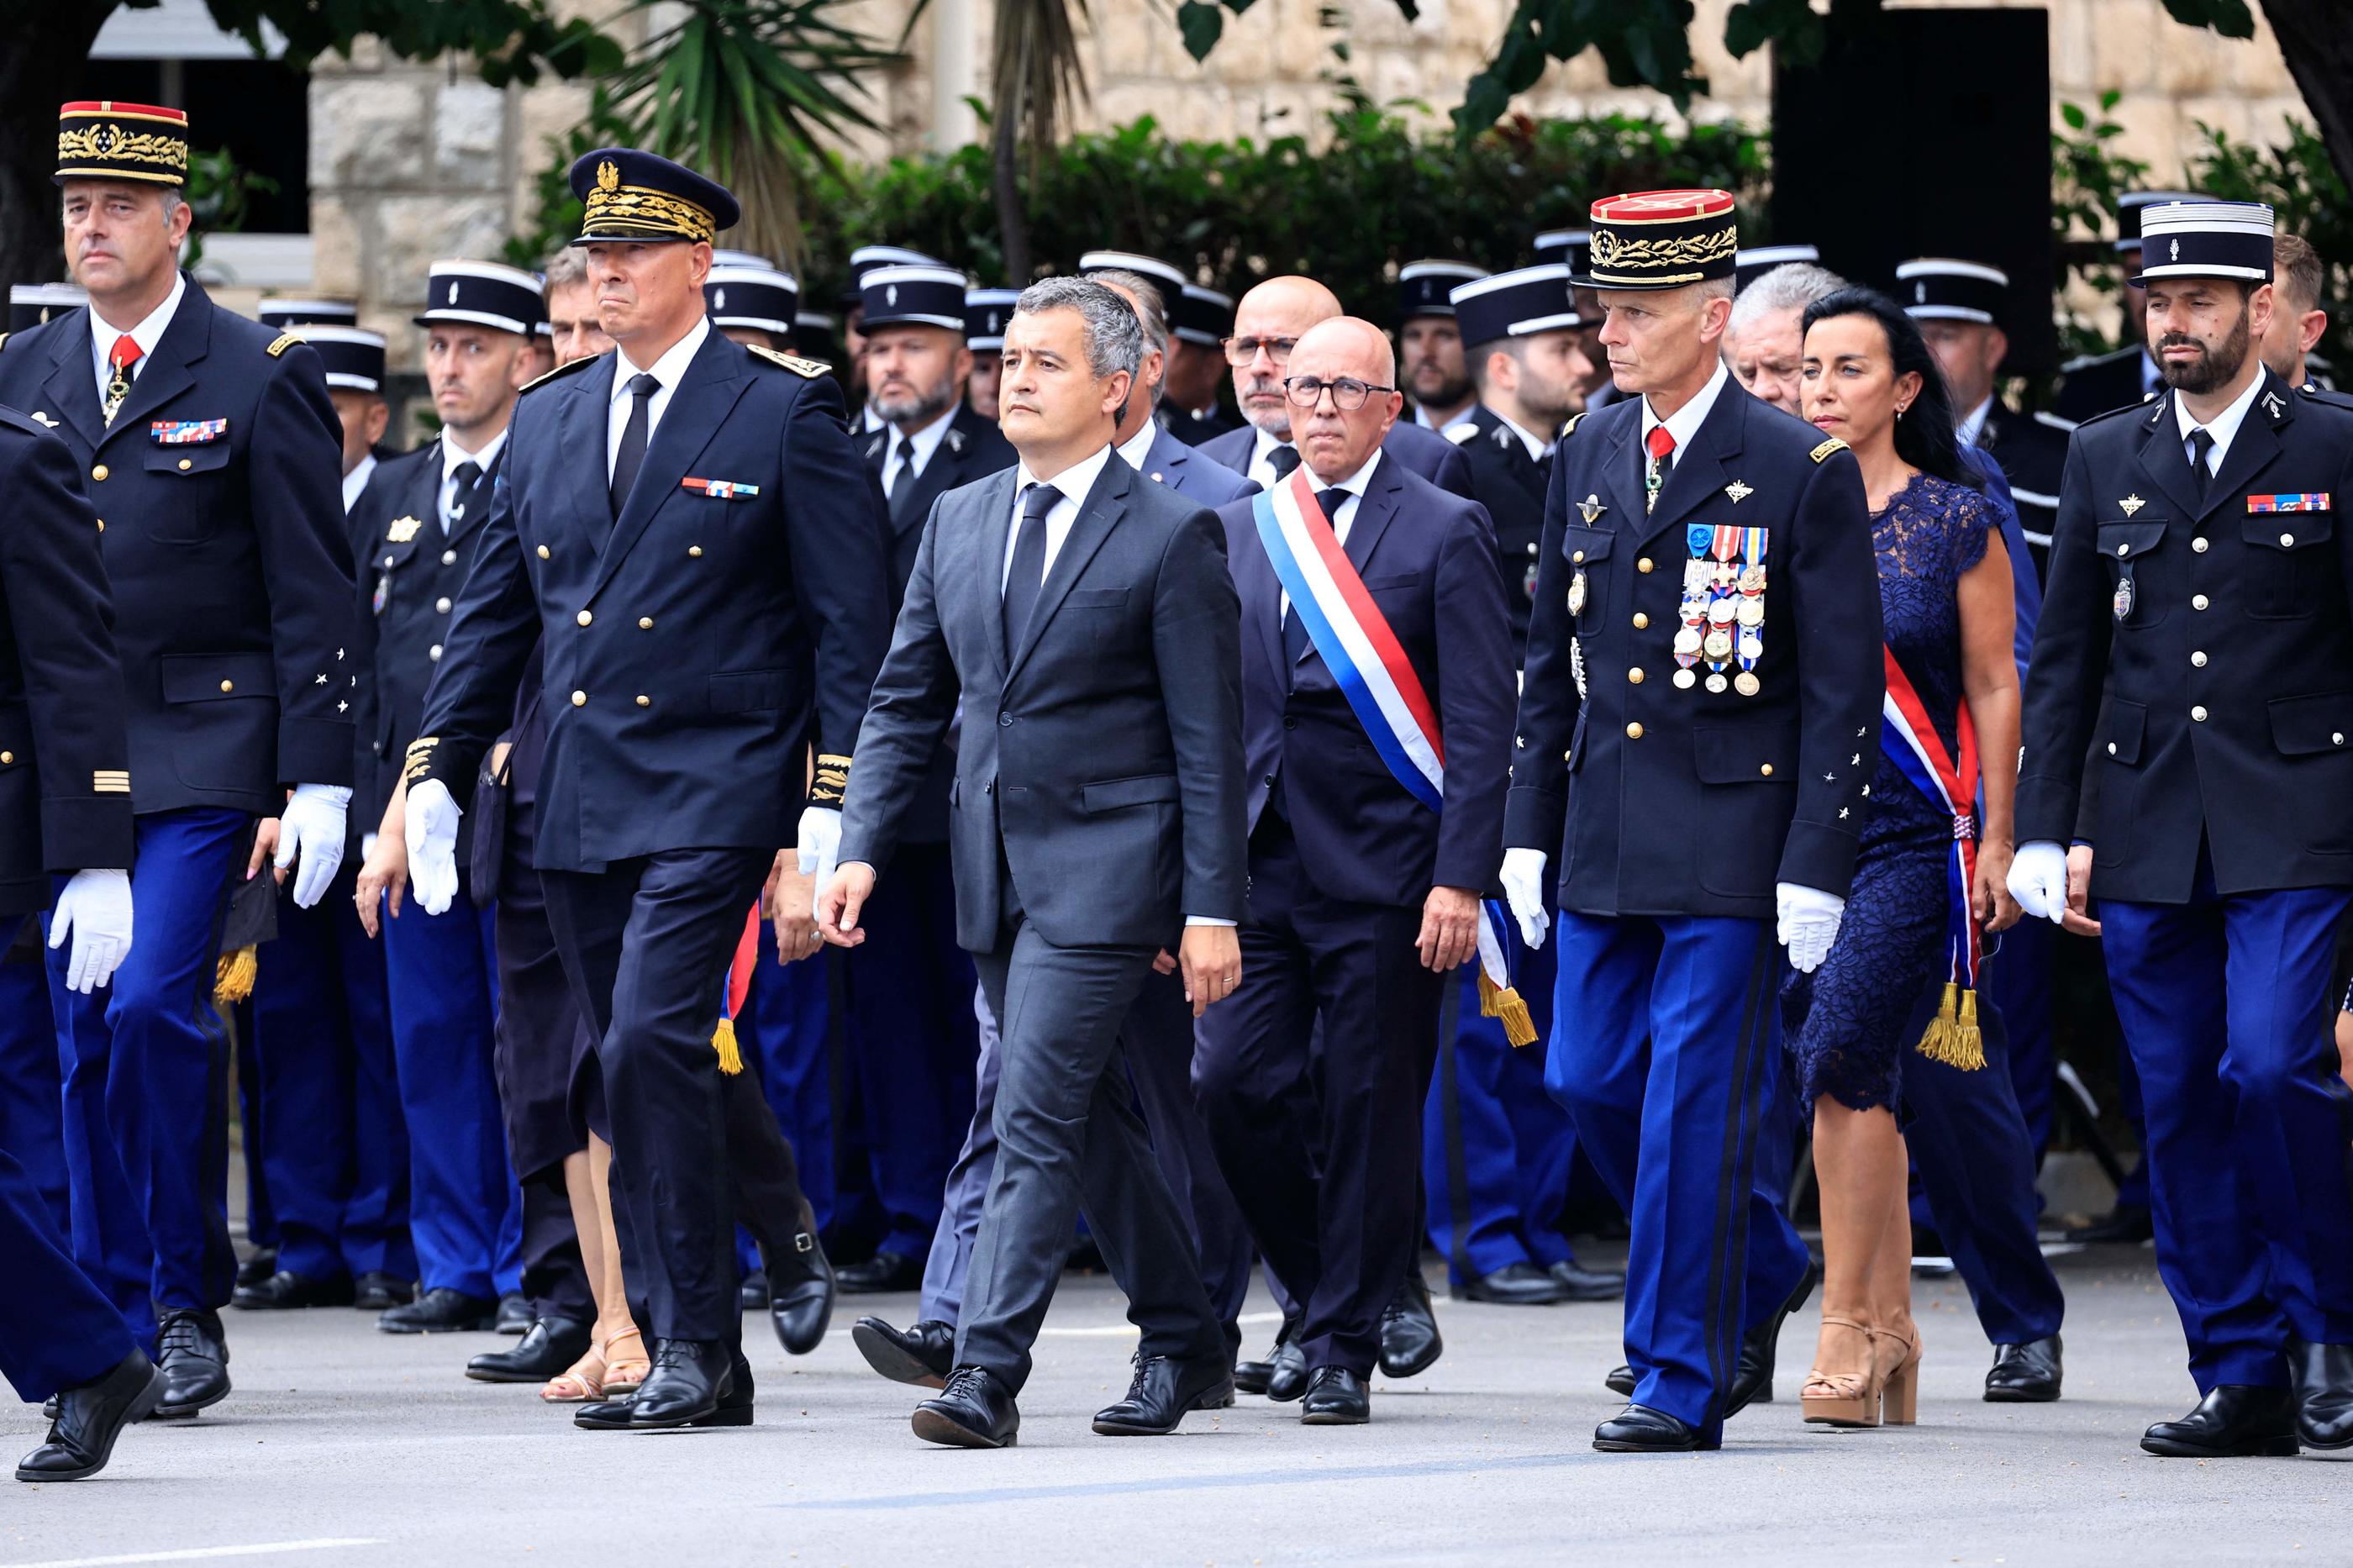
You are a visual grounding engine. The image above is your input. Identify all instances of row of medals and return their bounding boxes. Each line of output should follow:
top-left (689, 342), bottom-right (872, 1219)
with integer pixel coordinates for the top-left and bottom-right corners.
top-left (1678, 555), bottom-right (1766, 695)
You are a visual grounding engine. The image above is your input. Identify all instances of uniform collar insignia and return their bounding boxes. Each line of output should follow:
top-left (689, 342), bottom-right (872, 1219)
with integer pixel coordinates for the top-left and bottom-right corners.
top-left (1578, 493), bottom-right (1605, 524)
top-left (1724, 479), bottom-right (1754, 504)
top-left (2262, 389), bottom-right (2286, 421)
top-left (947, 428), bottom-right (966, 455)
top-left (2119, 494), bottom-right (2145, 517)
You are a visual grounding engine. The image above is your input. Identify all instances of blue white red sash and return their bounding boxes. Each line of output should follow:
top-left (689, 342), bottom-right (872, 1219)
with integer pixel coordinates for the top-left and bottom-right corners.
top-left (1251, 466), bottom-right (1534, 1044)
top-left (711, 904), bottom-right (760, 1075)
top-left (1879, 646), bottom-right (1987, 1068)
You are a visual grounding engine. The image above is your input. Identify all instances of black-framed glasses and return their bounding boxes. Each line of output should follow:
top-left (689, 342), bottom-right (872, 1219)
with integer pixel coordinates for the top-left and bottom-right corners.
top-left (1283, 375), bottom-right (1396, 412)
top-left (1223, 334), bottom-right (1299, 367)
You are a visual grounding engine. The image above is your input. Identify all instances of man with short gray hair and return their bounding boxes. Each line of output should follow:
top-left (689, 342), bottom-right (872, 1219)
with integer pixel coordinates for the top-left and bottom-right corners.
top-left (1722, 261), bottom-right (1845, 413)
top-left (1092, 267), bottom-right (1258, 505)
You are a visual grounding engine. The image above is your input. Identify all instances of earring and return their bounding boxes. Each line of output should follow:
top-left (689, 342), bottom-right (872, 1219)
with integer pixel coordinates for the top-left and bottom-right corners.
top-left (1896, 405), bottom-right (1908, 422)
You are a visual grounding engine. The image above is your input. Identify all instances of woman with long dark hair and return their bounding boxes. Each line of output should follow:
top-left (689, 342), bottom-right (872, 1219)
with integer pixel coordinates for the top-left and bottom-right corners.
top-left (1786, 286), bottom-right (2024, 1428)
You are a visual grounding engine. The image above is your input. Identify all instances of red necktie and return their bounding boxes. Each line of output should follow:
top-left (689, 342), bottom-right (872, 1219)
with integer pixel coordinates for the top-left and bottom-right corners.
top-left (1645, 424), bottom-right (1677, 513)
top-left (103, 334), bottom-right (141, 424)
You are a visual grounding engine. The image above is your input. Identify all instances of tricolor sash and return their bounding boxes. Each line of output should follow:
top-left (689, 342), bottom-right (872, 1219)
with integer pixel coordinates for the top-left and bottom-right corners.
top-left (1252, 467), bottom-right (1534, 1045)
top-left (708, 902), bottom-right (761, 1076)
top-left (1879, 646), bottom-right (1986, 1070)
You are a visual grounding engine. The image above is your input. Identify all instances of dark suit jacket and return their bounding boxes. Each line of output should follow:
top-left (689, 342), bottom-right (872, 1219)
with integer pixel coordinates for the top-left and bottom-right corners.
top-left (1217, 453), bottom-right (1514, 908)
top-left (414, 329), bottom-right (892, 871)
top-left (0, 276), bottom-right (355, 814)
top-left (1198, 418), bottom-right (1476, 501)
top-left (1125, 424), bottom-right (1258, 505)
top-left (840, 453), bottom-right (1246, 951)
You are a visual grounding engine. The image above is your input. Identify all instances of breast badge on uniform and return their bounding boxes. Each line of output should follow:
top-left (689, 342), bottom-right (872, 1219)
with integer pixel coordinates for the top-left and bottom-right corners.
top-left (2246, 492), bottom-right (2331, 513)
top-left (386, 515), bottom-right (423, 544)
top-left (1724, 479), bottom-right (1754, 504)
top-left (1678, 524), bottom-right (1770, 694)
top-left (681, 476), bottom-right (761, 500)
top-left (150, 418), bottom-right (226, 445)
top-left (1577, 493), bottom-right (1606, 524)
top-left (2119, 493), bottom-right (2145, 517)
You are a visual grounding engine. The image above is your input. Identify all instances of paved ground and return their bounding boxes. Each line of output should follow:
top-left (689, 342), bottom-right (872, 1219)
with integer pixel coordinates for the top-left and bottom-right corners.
top-left (6, 1243), bottom-right (2344, 1568)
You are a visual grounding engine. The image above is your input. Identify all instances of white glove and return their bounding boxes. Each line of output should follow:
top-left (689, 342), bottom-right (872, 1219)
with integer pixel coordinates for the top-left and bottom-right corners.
top-left (405, 778), bottom-right (462, 917)
top-left (1500, 847), bottom-right (1550, 949)
top-left (1776, 881), bottom-right (1845, 975)
top-left (2007, 839), bottom-right (2071, 927)
top-left (50, 868), bottom-right (132, 994)
top-left (276, 783), bottom-right (352, 909)
top-left (795, 806), bottom-right (843, 920)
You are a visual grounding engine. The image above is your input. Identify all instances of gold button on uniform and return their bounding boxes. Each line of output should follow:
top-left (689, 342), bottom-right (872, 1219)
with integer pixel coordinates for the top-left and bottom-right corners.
top-left (1628, 667), bottom-right (1645, 684)
top-left (571, 691), bottom-right (587, 707)
top-left (94, 518), bottom-right (103, 532)
top-left (177, 458), bottom-right (192, 471)
top-left (536, 545), bottom-right (550, 559)
top-left (635, 695), bottom-right (650, 708)
top-left (1625, 722), bottom-right (1644, 739)
top-left (577, 610), bottom-right (593, 627)
top-left (638, 618), bottom-right (654, 630)
top-left (1572, 550), bottom-right (1586, 564)
top-left (1, 753), bottom-right (13, 765)
top-left (1760, 764), bottom-right (1774, 777)
top-left (219, 680), bottom-right (234, 693)
top-left (688, 546), bottom-right (703, 558)
top-left (1632, 613), bottom-right (1649, 629)
top-left (92, 465), bottom-right (107, 482)
top-left (1636, 557), bottom-right (1654, 574)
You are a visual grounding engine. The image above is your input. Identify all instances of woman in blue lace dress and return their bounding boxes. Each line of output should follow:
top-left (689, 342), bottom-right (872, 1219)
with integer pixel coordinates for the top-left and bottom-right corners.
top-left (1785, 288), bottom-right (2024, 1428)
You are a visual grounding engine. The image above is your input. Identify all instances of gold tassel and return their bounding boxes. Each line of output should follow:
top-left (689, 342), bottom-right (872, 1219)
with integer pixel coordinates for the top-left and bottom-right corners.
top-left (1913, 981), bottom-right (1987, 1071)
top-left (711, 1014), bottom-right (744, 1076)
top-left (213, 945), bottom-right (257, 1007)
top-left (1950, 987), bottom-right (1986, 1071)
top-left (1478, 971), bottom-right (1540, 1049)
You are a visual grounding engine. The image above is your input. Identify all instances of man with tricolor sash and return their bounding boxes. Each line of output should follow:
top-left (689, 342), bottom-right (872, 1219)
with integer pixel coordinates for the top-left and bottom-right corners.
top-left (1197, 315), bottom-right (1516, 1426)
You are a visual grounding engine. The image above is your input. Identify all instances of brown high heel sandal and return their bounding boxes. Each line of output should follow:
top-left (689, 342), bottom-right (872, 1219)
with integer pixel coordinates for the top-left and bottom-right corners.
top-left (540, 1344), bottom-right (610, 1404)
top-left (1800, 1316), bottom-right (1881, 1427)
top-left (601, 1326), bottom-right (650, 1397)
top-left (1870, 1323), bottom-right (1924, 1426)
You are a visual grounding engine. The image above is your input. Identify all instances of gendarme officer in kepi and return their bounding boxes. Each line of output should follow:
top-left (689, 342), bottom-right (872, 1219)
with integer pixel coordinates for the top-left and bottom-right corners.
top-left (0, 100), bottom-right (356, 1421)
top-left (404, 147), bottom-right (892, 1433)
top-left (1500, 188), bottom-right (1883, 1453)
top-left (2008, 198), bottom-right (2353, 1460)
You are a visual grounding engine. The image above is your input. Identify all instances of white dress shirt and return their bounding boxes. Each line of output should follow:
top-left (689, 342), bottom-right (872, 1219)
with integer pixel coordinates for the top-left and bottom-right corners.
top-left (605, 316), bottom-right (709, 482)
top-left (341, 451), bottom-right (377, 515)
top-left (1413, 402), bottom-right (1477, 434)
top-left (1113, 419), bottom-right (1160, 476)
top-left (1277, 448), bottom-right (1383, 620)
top-left (2172, 366), bottom-right (2266, 477)
top-left (439, 427), bottom-right (509, 533)
top-left (88, 271), bottom-right (187, 402)
top-left (1640, 359), bottom-right (1730, 462)
top-left (1956, 395), bottom-right (1995, 450)
top-left (1244, 424), bottom-right (1298, 492)
top-left (881, 404), bottom-right (957, 497)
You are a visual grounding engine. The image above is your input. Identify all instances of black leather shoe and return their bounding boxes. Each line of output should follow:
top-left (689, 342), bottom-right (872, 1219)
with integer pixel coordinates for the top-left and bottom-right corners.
top-left (1234, 1321), bottom-right (1296, 1396)
top-left (378, 1287), bottom-right (498, 1334)
top-left (15, 1351), bottom-right (166, 1481)
top-left (1985, 1334), bottom-right (2063, 1402)
top-left (1549, 1258), bottom-right (1628, 1302)
top-left (1301, 1365), bottom-right (1371, 1424)
top-left (1724, 1256), bottom-right (1819, 1418)
top-left (1604, 1363), bottom-right (1636, 1397)
top-left (354, 1272), bottom-right (413, 1312)
top-left (852, 1317), bottom-right (954, 1387)
top-left (151, 1308), bottom-right (230, 1418)
top-left (1453, 1260), bottom-right (1572, 1305)
top-left (1266, 1339), bottom-right (1310, 1402)
top-left (2070, 1205), bottom-right (2154, 1244)
top-left (232, 1269), bottom-right (356, 1311)
top-left (2141, 1385), bottom-right (2298, 1457)
top-left (628, 1339), bottom-right (732, 1429)
top-left (466, 1317), bottom-right (594, 1383)
top-left (1595, 1402), bottom-right (1714, 1452)
top-left (2290, 1341), bottom-right (2353, 1450)
top-left (234, 1246), bottom-right (277, 1290)
top-left (834, 1250), bottom-right (924, 1294)
top-left (494, 1293), bottom-right (532, 1334)
top-left (769, 1227), bottom-right (835, 1356)
top-left (913, 1365), bottom-right (1020, 1449)
top-left (576, 1352), bottom-right (754, 1431)
top-left (739, 1275), bottom-right (771, 1310)
top-left (1378, 1272), bottom-right (1443, 1379)
top-left (1093, 1350), bottom-right (1235, 1435)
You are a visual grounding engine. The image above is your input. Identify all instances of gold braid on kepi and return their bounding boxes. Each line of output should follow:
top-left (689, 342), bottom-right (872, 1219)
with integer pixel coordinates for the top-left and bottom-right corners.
top-left (55, 100), bottom-right (190, 187)
top-left (809, 753), bottom-right (851, 808)
top-left (1568, 189), bottom-right (1740, 292)
top-left (567, 147), bottom-right (740, 246)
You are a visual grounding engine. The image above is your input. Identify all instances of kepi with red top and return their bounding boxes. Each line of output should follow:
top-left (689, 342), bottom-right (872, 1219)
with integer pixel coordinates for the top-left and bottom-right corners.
top-left (55, 100), bottom-right (190, 187)
top-left (1571, 188), bottom-right (1740, 292)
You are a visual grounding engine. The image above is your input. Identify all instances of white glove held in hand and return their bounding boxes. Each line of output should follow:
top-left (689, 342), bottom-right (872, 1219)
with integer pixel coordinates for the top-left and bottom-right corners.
top-left (404, 778), bottom-right (462, 917)
top-left (1776, 882), bottom-right (1845, 975)
top-left (50, 868), bottom-right (132, 994)
top-left (276, 783), bottom-right (352, 909)
top-left (2007, 839), bottom-right (2071, 927)
top-left (796, 806), bottom-right (843, 920)
top-left (1500, 848), bottom-right (1550, 950)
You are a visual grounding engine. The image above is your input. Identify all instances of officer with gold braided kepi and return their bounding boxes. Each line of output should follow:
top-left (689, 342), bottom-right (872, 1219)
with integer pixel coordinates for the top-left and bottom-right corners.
top-left (1500, 189), bottom-right (1883, 1452)
top-left (404, 147), bottom-right (892, 1433)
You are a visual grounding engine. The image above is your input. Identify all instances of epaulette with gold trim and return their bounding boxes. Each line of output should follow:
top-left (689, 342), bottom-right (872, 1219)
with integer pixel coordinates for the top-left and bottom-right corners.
top-left (1561, 412), bottom-right (1587, 440)
top-left (0, 333), bottom-right (11, 354)
top-left (1808, 437), bottom-right (1848, 463)
top-left (519, 354), bottom-right (597, 396)
top-left (266, 332), bottom-right (301, 358)
top-left (748, 344), bottom-right (830, 380)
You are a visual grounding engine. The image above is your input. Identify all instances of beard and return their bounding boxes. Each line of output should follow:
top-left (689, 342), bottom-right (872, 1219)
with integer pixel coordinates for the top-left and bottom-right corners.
top-left (2157, 304), bottom-right (2250, 395)
top-left (1412, 367), bottom-right (1473, 412)
top-left (874, 374), bottom-right (958, 427)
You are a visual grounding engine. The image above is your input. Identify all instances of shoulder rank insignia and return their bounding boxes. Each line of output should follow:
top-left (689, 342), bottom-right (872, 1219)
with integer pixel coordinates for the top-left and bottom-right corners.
top-left (520, 355), bottom-right (597, 396)
top-left (1809, 437), bottom-right (1848, 463)
top-left (386, 515), bottom-right (423, 544)
top-left (1561, 412), bottom-right (1586, 439)
top-left (748, 345), bottom-right (829, 379)
top-left (0, 333), bottom-right (11, 354)
top-left (266, 332), bottom-right (301, 359)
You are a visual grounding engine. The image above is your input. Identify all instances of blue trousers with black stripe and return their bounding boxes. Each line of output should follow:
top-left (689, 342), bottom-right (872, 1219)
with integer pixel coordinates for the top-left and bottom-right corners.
top-left (1550, 910), bottom-right (1812, 1443)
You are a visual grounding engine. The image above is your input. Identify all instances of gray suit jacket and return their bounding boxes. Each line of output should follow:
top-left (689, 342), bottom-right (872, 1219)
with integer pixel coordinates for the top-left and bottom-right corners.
top-left (1127, 424), bottom-right (1259, 505)
top-left (840, 451), bottom-right (1247, 951)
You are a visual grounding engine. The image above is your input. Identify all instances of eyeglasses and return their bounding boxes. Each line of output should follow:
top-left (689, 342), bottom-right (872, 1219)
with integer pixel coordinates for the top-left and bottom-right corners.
top-left (1282, 375), bottom-right (1397, 412)
top-left (1222, 335), bottom-right (1298, 367)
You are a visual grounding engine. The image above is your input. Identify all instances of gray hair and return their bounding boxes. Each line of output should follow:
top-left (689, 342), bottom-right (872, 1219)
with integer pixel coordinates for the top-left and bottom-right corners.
top-left (1728, 262), bottom-right (1845, 334)
top-left (541, 248), bottom-right (591, 291)
top-left (1013, 276), bottom-right (1143, 381)
top-left (1087, 268), bottom-right (1169, 407)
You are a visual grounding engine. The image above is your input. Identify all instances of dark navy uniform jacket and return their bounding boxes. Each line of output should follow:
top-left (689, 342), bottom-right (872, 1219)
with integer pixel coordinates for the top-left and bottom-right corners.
top-left (1199, 418), bottom-right (1476, 500)
top-left (1977, 401), bottom-right (2071, 567)
top-left (0, 277), bottom-right (356, 814)
top-left (1215, 453), bottom-right (1514, 908)
top-left (2019, 370), bottom-right (2353, 904)
top-left (1505, 379), bottom-right (1883, 921)
top-left (0, 409), bottom-right (134, 915)
top-left (413, 330), bottom-right (893, 871)
top-left (1448, 405), bottom-right (1550, 661)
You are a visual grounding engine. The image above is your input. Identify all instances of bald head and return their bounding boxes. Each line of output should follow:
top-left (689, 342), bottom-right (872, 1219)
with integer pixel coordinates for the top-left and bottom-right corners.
top-left (1287, 315), bottom-right (1401, 484)
top-left (1231, 276), bottom-right (1345, 437)
top-left (1292, 316), bottom-right (1393, 385)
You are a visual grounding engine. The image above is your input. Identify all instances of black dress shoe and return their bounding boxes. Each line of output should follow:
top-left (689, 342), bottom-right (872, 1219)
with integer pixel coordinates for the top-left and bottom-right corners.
top-left (1549, 1258), bottom-right (1628, 1302)
top-left (1266, 1339), bottom-right (1310, 1402)
top-left (739, 1275), bottom-right (771, 1310)
top-left (232, 1269), bottom-right (356, 1311)
top-left (2290, 1341), bottom-right (2353, 1450)
top-left (627, 1339), bottom-right (733, 1429)
top-left (494, 1293), bottom-right (533, 1334)
top-left (2140, 1385), bottom-right (2298, 1457)
top-left (1093, 1350), bottom-right (1235, 1435)
top-left (377, 1286), bottom-right (498, 1334)
top-left (2070, 1205), bottom-right (2155, 1244)
top-left (1594, 1402), bottom-right (1714, 1452)
top-left (354, 1272), bottom-right (413, 1312)
top-left (1378, 1272), bottom-right (1443, 1379)
top-left (1724, 1256), bottom-right (1819, 1418)
top-left (913, 1365), bottom-right (1020, 1449)
top-left (834, 1250), bottom-right (924, 1294)
top-left (852, 1317), bottom-right (954, 1387)
top-left (1453, 1260), bottom-right (1572, 1305)
top-left (1985, 1334), bottom-right (2063, 1402)
top-left (466, 1317), bottom-right (594, 1383)
top-left (234, 1246), bottom-right (278, 1291)
top-left (578, 1351), bottom-right (753, 1430)
top-left (1604, 1363), bottom-right (1636, 1397)
top-left (15, 1351), bottom-right (166, 1481)
top-left (1234, 1320), bottom-right (1296, 1396)
top-left (769, 1227), bottom-right (835, 1356)
top-left (151, 1308), bottom-right (230, 1419)
top-left (1301, 1365), bottom-right (1371, 1424)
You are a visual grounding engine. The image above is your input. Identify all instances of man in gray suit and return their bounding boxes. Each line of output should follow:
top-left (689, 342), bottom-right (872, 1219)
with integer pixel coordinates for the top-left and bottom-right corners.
top-left (821, 276), bottom-right (1248, 1450)
top-left (1091, 268), bottom-right (1260, 506)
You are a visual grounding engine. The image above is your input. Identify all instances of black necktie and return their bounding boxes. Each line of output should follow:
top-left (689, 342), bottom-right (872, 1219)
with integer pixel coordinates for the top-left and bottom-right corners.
top-left (887, 435), bottom-right (921, 524)
top-left (1003, 482), bottom-right (1060, 651)
top-left (609, 372), bottom-right (660, 518)
top-left (2186, 425), bottom-right (2214, 502)
top-left (1268, 444), bottom-right (1302, 483)
top-left (1282, 487), bottom-right (1350, 669)
top-left (449, 459), bottom-right (483, 529)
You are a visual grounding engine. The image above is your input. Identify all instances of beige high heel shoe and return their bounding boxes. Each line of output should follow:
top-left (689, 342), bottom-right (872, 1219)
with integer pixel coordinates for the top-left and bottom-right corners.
top-left (1871, 1323), bottom-right (1924, 1426)
top-left (1801, 1316), bottom-right (1881, 1427)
